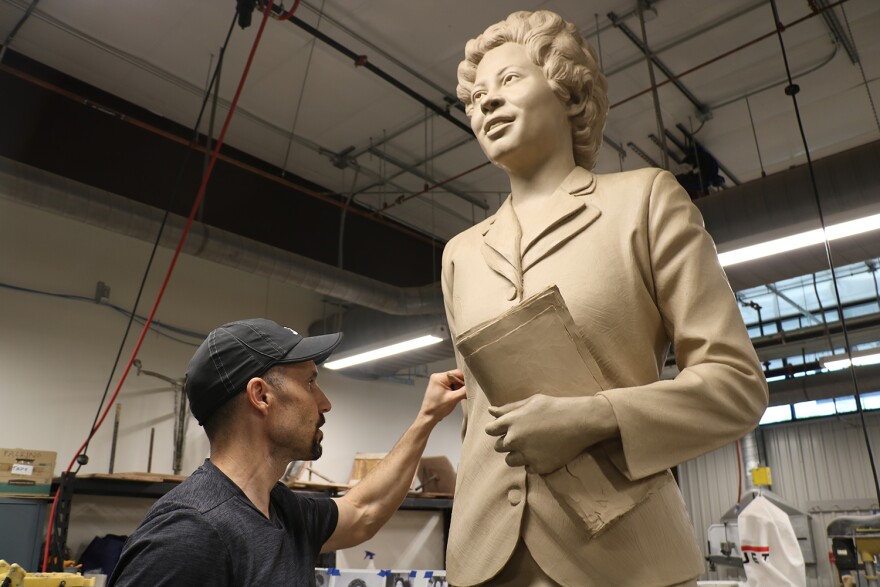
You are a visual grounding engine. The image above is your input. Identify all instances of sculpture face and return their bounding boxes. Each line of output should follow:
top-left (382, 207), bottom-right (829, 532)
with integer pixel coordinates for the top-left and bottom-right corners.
top-left (469, 42), bottom-right (573, 174)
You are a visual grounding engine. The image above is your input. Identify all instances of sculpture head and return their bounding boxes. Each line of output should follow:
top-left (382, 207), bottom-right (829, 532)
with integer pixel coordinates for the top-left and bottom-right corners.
top-left (457, 10), bottom-right (609, 170)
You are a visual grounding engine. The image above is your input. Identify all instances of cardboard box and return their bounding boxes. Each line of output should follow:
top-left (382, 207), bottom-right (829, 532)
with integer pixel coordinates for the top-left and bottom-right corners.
top-left (0, 448), bottom-right (57, 496)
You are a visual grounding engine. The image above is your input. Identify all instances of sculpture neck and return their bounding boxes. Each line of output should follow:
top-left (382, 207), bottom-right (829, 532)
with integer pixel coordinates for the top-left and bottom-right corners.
top-left (508, 156), bottom-right (576, 218)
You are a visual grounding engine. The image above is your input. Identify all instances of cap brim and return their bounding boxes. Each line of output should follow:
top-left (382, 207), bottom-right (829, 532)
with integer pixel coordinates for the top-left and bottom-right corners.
top-left (279, 332), bottom-right (343, 365)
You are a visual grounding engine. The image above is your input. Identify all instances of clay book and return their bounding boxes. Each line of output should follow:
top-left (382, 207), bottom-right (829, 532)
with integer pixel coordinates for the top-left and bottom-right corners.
top-left (454, 285), bottom-right (606, 405)
top-left (454, 285), bottom-right (666, 538)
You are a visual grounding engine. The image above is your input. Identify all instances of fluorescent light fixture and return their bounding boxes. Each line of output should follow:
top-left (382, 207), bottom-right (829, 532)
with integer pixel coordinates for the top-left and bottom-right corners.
top-left (323, 327), bottom-right (447, 370)
top-left (717, 213), bottom-right (880, 267)
top-left (820, 349), bottom-right (880, 372)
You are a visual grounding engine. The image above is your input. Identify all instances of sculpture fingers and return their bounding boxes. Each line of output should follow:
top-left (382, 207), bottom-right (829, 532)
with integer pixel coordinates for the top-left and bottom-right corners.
top-left (484, 416), bottom-right (509, 437)
top-left (505, 452), bottom-right (527, 468)
top-left (487, 397), bottom-right (529, 418)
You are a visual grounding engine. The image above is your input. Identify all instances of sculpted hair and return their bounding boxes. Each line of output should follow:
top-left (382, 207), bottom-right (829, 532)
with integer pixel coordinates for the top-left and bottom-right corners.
top-left (456, 10), bottom-right (609, 170)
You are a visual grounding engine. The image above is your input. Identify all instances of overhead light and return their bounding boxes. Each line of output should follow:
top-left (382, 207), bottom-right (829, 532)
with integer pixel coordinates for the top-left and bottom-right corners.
top-left (820, 349), bottom-right (880, 372)
top-left (717, 213), bottom-right (880, 267)
top-left (323, 326), bottom-right (448, 370)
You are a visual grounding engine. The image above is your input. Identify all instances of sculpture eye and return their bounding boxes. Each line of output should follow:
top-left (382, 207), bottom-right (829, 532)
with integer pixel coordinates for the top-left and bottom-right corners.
top-left (472, 89), bottom-right (486, 102)
top-left (502, 72), bottom-right (519, 85)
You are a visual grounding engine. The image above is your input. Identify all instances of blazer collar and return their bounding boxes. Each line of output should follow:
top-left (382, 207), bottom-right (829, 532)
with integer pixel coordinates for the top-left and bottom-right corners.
top-left (481, 167), bottom-right (601, 300)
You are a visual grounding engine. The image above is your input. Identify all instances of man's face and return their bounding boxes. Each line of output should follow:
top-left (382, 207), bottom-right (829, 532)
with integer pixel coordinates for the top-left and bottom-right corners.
top-left (265, 361), bottom-right (331, 461)
top-left (468, 42), bottom-right (572, 173)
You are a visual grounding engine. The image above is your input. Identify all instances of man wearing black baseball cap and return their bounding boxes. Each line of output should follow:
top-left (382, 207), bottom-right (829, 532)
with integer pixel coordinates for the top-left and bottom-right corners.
top-left (110, 318), bottom-right (466, 586)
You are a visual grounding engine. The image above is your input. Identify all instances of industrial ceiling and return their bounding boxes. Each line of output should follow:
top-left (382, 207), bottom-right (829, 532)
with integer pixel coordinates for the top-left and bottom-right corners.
top-left (1, 0), bottom-right (879, 385)
top-left (2, 0), bottom-right (878, 241)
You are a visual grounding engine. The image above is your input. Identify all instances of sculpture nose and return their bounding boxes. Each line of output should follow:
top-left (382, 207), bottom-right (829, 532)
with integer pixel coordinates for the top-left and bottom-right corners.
top-left (480, 91), bottom-right (504, 114)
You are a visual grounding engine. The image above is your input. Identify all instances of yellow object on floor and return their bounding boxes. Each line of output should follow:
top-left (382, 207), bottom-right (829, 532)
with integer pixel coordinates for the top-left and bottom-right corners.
top-left (0, 560), bottom-right (96, 586)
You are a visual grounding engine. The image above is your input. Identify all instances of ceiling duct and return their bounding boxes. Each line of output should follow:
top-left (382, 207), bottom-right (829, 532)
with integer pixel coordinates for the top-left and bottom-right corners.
top-left (0, 156), bottom-right (443, 316)
top-left (4, 137), bottom-right (880, 379)
top-left (695, 139), bottom-right (880, 292)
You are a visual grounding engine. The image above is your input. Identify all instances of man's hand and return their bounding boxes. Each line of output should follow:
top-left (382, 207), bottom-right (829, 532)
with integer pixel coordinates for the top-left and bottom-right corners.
top-left (485, 394), bottom-right (618, 475)
top-left (323, 369), bottom-right (466, 553)
top-left (418, 369), bottom-right (467, 423)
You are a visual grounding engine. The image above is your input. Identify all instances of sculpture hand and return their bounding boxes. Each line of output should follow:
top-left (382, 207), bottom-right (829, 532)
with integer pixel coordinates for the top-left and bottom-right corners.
top-left (485, 394), bottom-right (618, 475)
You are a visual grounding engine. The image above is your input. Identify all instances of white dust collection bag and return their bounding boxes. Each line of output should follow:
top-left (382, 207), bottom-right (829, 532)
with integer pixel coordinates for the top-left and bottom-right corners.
top-left (737, 495), bottom-right (806, 587)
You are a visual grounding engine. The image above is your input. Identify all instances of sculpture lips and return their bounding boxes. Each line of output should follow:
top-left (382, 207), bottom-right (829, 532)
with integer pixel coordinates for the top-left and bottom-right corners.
top-left (484, 116), bottom-right (514, 136)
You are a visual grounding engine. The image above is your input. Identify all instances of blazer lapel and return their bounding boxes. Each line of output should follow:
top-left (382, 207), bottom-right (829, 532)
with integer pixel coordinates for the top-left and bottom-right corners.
top-left (521, 168), bottom-right (601, 273)
top-left (481, 197), bottom-right (524, 301)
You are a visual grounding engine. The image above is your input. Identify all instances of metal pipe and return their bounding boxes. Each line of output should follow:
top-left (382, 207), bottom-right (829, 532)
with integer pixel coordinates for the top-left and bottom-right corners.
top-left (627, 141), bottom-right (661, 167)
top-left (676, 123), bottom-right (740, 185)
top-left (609, 8), bottom-right (710, 118)
top-left (740, 430), bottom-right (762, 490)
top-left (147, 427), bottom-right (154, 474)
top-left (637, 1), bottom-right (670, 170)
top-left (367, 147), bottom-right (487, 210)
top-left (109, 403), bottom-right (121, 474)
top-left (0, 0), bottom-right (40, 63)
top-left (610, 0), bottom-right (854, 111)
top-left (602, 0), bottom-right (766, 78)
top-left (277, 7), bottom-right (471, 136)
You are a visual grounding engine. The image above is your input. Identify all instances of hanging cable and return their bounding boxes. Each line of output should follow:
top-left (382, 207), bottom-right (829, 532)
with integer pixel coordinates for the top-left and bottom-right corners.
top-left (744, 96), bottom-right (767, 177)
top-left (769, 0), bottom-right (880, 506)
top-left (78, 11), bottom-right (238, 472)
top-left (593, 13), bottom-right (604, 71)
top-left (0, 281), bottom-right (206, 345)
top-left (636, 0), bottom-right (669, 170)
top-left (280, 0), bottom-right (322, 175)
top-left (41, 0), bottom-right (276, 571)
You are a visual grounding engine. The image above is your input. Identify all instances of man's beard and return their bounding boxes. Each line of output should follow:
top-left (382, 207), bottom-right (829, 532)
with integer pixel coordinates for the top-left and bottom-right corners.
top-left (309, 440), bottom-right (323, 460)
top-left (309, 414), bottom-right (326, 460)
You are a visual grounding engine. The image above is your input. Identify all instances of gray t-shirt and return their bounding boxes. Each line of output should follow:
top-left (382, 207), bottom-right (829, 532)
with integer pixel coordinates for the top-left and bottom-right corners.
top-left (109, 459), bottom-right (338, 587)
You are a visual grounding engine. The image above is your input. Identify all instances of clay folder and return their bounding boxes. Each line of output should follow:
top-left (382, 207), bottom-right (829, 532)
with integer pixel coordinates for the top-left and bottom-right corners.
top-left (455, 285), bottom-right (667, 537)
top-left (454, 285), bottom-right (606, 406)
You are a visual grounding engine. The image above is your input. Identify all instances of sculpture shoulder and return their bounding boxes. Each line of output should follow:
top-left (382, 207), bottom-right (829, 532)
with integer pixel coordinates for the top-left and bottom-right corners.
top-left (592, 167), bottom-right (668, 195)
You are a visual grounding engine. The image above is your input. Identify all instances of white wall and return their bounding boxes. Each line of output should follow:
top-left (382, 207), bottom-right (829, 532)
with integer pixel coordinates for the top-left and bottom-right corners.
top-left (0, 196), bottom-right (462, 568)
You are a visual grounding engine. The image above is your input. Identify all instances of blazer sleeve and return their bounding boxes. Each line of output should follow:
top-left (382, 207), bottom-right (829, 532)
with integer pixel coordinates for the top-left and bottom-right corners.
top-left (441, 237), bottom-right (470, 440)
top-left (598, 170), bottom-right (768, 480)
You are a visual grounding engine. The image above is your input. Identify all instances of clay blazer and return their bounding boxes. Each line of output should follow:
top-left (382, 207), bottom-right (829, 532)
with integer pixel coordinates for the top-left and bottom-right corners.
top-left (441, 166), bottom-right (768, 587)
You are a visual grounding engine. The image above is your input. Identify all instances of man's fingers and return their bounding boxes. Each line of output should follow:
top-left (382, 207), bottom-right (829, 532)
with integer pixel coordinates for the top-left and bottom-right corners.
top-left (494, 434), bottom-right (508, 453)
top-left (445, 370), bottom-right (466, 389)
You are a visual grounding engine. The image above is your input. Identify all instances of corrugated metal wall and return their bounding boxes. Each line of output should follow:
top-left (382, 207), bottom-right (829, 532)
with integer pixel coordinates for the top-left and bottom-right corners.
top-left (679, 412), bottom-right (880, 586)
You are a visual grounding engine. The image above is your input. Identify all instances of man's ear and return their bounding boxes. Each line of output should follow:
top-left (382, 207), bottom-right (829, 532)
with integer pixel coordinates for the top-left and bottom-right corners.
top-left (245, 376), bottom-right (271, 416)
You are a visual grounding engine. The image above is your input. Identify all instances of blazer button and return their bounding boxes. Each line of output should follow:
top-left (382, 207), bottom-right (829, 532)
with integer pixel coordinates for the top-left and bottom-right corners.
top-left (507, 487), bottom-right (522, 506)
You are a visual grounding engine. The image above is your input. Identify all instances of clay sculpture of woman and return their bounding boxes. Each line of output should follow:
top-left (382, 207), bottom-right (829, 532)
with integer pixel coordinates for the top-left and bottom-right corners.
top-left (441, 10), bottom-right (768, 587)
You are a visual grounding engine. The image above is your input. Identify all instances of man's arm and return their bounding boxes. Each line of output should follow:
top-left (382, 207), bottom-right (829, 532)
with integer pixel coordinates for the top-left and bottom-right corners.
top-left (321, 370), bottom-right (466, 552)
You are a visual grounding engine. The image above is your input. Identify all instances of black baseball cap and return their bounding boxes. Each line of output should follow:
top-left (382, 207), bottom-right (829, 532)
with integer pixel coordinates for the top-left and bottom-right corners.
top-left (185, 318), bottom-right (343, 425)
